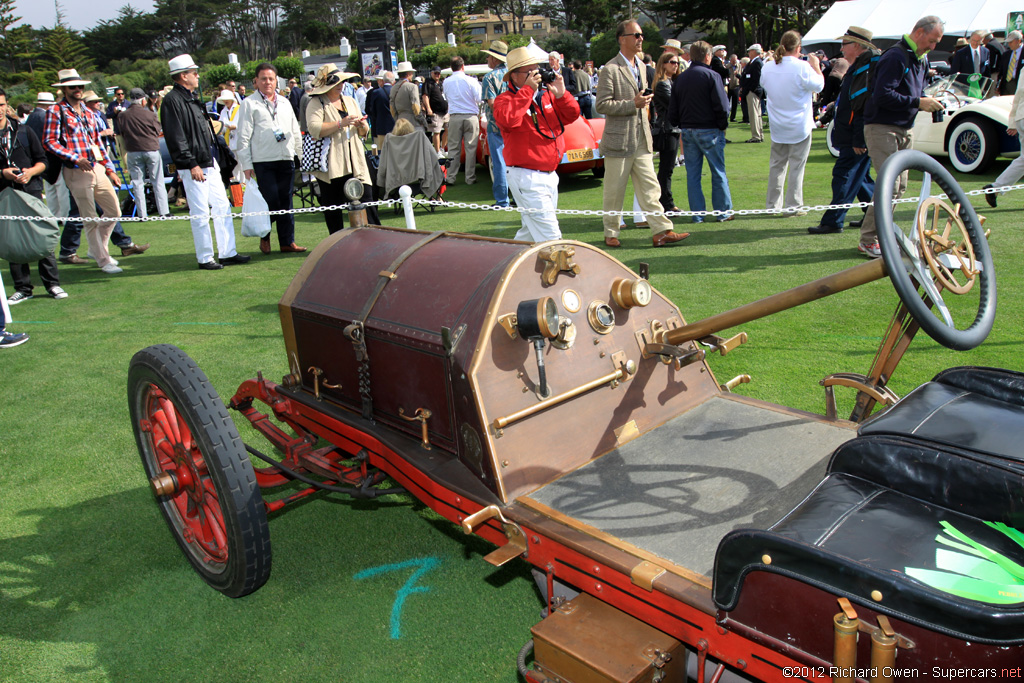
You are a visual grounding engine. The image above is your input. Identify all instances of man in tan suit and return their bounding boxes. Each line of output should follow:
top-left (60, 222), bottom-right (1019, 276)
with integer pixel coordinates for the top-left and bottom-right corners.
top-left (597, 20), bottom-right (689, 248)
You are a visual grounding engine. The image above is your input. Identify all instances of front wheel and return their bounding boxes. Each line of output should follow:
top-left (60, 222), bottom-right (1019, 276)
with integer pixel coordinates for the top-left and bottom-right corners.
top-left (947, 116), bottom-right (997, 173)
top-left (128, 344), bottom-right (271, 597)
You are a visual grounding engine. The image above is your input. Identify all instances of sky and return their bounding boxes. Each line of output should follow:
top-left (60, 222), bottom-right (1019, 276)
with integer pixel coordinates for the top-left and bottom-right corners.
top-left (14, 0), bottom-right (157, 31)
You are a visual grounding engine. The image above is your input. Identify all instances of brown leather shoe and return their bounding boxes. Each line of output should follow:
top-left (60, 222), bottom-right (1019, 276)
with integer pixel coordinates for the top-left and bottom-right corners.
top-left (59, 254), bottom-right (88, 265)
top-left (604, 236), bottom-right (621, 248)
top-left (634, 221), bottom-right (649, 229)
top-left (280, 243), bottom-right (307, 253)
top-left (652, 230), bottom-right (690, 247)
top-left (121, 243), bottom-right (150, 256)
top-left (259, 237), bottom-right (271, 254)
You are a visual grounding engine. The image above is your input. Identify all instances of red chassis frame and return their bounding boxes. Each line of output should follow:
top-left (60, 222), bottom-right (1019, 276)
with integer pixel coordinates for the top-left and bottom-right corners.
top-left (229, 375), bottom-right (836, 683)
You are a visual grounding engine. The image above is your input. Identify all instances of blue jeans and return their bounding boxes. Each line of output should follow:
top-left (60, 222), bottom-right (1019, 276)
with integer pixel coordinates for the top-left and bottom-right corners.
top-left (487, 129), bottom-right (509, 206)
top-left (820, 146), bottom-right (874, 229)
top-left (679, 128), bottom-right (732, 222)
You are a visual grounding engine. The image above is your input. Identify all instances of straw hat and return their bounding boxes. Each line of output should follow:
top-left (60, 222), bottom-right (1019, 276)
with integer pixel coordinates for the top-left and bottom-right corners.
top-left (168, 54), bottom-right (198, 75)
top-left (82, 90), bottom-right (103, 103)
top-left (36, 92), bottom-right (55, 105)
top-left (51, 69), bottom-right (90, 87)
top-left (661, 39), bottom-right (682, 51)
top-left (396, 61), bottom-right (416, 75)
top-left (481, 39), bottom-right (509, 62)
top-left (309, 63), bottom-right (359, 95)
top-left (835, 26), bottom-right (876, 50)
top-left (216, 89), bottom-right (237, 104)
top-left (502, 45), bottom-right (547, 83)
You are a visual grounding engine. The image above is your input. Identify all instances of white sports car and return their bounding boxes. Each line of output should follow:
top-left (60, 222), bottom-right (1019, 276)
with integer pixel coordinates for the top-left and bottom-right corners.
top-left (826, 74), bottom-right (1020, 173)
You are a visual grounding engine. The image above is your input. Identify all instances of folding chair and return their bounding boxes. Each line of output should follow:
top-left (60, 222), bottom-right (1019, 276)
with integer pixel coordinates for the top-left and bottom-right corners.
top-left (293, 168), bottom-right (321, 209)
top-left (377, 132), bottom-right (447, 214)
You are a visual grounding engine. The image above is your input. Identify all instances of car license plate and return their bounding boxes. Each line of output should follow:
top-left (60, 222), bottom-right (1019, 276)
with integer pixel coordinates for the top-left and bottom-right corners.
top-left (566, 148), bottom-right (593, 162)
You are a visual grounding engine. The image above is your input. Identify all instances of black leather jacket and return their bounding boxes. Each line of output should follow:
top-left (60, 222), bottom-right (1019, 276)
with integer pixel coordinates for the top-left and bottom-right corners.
top-left (160, 83), bottom-right (215, 171)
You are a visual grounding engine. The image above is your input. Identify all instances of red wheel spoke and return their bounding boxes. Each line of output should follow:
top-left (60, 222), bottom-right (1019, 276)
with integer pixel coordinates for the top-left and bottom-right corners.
top-left (200, 498), bottom-right (228, 558)
top-left (158, 398), bottom-right (182, 443)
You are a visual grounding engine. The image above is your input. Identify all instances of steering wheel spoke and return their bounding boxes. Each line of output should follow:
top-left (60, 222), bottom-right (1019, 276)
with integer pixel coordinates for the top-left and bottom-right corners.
top-left (874, 150), bottom-right (995, 351)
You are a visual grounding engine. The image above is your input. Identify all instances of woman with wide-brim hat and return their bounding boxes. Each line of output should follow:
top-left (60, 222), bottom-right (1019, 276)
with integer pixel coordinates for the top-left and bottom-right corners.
top-left (389, 61), bottom-right (425, 132)
top-left (306, 63), bottom-right (378, 231)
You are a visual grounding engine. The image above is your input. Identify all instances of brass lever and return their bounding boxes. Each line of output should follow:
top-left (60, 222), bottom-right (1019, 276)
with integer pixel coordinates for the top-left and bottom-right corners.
top-left (399, 407), bottom-right (433, 449)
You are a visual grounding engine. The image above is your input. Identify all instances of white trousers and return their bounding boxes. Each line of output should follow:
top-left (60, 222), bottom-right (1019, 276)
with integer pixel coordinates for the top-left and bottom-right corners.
top-left (178, 162), bottom-right (238, 264)
top-left (994, 119), bottom-right (1024, 191)
top-left (766, 135), bottom-right (812, 211)
top-left (126, 150), bottom-right (170, 219)
top-left (619, 195), bottom-right (646, 227)
top-left (507, 166), bottom-right (561, 243)
top-left (44, 176), bottom-right (69, 220)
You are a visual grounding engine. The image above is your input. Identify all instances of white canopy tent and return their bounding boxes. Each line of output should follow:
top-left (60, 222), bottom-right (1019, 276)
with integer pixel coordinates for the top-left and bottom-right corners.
top-left (804, 0), bottom-right (1021, 44)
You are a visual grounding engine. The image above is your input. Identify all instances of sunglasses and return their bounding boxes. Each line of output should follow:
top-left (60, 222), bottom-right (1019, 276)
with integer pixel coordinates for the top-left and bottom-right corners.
top-left (629, 32), bottom-right (644, 39)
top-left (66, 85), bottom-right (84, 90)
top-left (668, 60), bottom-right (679, 64)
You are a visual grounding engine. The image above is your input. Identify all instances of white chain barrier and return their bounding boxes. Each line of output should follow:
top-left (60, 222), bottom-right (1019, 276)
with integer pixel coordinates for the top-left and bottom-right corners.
top-left (10, 182), bottom-right (1022, 224)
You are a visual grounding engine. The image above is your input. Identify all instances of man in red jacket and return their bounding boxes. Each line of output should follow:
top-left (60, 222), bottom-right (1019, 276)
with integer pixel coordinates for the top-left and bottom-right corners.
top-left (493, 45), bottom-right (580, 242)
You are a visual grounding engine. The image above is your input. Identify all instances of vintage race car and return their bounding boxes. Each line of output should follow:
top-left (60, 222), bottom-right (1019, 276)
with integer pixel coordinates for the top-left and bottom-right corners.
top-left (826, 74), bottom-right (1021, 174)
top-left (129, 151), bottom-right (1023, 681)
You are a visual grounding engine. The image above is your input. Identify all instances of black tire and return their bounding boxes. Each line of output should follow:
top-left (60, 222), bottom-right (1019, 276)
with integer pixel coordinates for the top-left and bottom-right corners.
top-left (874, 150), bottom-right (996, 351)
top-left (128, 344), bottom-right (271, 597)
top-left (947, 116), bottom-right (998, 173)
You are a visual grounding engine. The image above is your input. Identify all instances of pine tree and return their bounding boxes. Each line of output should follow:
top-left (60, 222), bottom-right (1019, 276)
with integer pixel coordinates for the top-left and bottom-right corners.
top-left (0, 0), bottom-right (31, 82)
top-left (38, 1), bottom-right (94, 79)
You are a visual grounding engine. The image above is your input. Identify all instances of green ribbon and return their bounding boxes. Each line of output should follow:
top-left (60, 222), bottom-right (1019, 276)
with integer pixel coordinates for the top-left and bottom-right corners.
top-left (904, 520), bottom-right (1024, 604)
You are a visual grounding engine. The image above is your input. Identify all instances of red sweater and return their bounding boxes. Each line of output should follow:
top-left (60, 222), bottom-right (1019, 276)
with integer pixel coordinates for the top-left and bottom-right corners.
top-left (493, 84), bottom-right (580, 172)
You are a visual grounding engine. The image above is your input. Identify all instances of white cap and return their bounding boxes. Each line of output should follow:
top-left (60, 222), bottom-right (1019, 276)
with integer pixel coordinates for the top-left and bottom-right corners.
top-left (168, 54), bottom-right (199, 75)
top-left (713, 45), bottom-right (726, 53)
top-left (747, 43), bottom-right (763, 54)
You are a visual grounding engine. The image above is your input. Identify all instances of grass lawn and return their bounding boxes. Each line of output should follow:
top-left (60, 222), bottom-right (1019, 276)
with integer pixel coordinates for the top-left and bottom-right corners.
top-left (1, 124), bottom-right (1021, 682)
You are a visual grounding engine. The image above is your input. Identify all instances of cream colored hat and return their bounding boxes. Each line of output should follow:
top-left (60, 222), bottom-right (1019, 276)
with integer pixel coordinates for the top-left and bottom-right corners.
top-left (396, 61), bottom-right (416, 75)
top-left (661, 39), bottom-right (682, 51)
top-left (310, 63), bottom-right (360, 95)
top-left (835, 26), bottom-right (876, 50)
top-left (502, 46), bottom-right (546, 82)
top-left (217, 89), bottom-right (237, 104)
top-left (481, 40), bottom-right (509, 61)
top-left (51, 69), bottom-right (90, 87)
top-left (82, 90), bottom-right (102, 103)
top-left (36, 92), bottom-right (55, 105)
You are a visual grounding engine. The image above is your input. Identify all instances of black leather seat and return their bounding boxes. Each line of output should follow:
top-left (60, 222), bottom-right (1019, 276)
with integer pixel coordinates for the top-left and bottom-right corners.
top-left (859, 366), bottom-right (1024, 466)
top-left (713, 435), bottom-right (1024, 645)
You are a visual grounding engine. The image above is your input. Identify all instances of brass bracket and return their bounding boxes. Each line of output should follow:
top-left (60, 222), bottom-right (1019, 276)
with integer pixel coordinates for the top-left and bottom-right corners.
top-left (609, 351), bottom-right (636, 383)
top-left (307, 366), bottom-right (341, 401)
top-left (699, 332), bottom-right (748, 356)
top-left (820, 373), bottom-right (900, 420)
top-left (538, 244), bottom-right (580, 286)
top-left (460, 505), bottom-right (528, 566)
top-left (630, 560), bottom-right (666, 591)
top-left (398, 407), bottom-right (433, 449)
top-left (854, 613), bottom-right (916, 650)
top-left (497, 313), bottom-right (518, 340)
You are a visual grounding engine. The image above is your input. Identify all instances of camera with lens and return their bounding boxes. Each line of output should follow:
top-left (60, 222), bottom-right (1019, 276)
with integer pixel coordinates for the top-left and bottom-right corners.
top-left (537, 65), bottom-right (558, 85)
top-left (274, 131), bottom-right (286, 142)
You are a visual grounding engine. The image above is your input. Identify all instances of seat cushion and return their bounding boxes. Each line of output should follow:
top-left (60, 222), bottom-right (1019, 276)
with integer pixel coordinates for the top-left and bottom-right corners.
top-left (860, 366), bottom-right (1024, 464)
top-left (714, 471), bottom-right (1024, 645)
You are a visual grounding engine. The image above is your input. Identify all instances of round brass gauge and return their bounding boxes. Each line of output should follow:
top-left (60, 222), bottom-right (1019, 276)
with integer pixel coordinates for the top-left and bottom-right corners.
top-left (561, 289), bottom-right (582, 313)
top-left (515, 297), bottom-right (559, 339)
top-left (610, 278), bottom-right (653, 309)
top-left (586, 300), bottom-right (616, 334)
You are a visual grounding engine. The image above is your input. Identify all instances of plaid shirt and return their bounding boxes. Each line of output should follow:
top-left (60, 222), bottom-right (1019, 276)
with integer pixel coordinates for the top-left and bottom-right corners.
top-left (481, 65), bottom-right (508, 135)
top-left (43, 99), bottom-right (115, 174)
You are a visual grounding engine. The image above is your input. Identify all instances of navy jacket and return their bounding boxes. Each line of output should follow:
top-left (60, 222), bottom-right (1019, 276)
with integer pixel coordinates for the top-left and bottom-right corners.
top-left (833, 48), bottom-right (881, 149)
top-left (740, 56), bottom-right (763, 96)
top-left (365, 84), bottom-right (395, 138)
top-left (668, 62), bottom-right (729, 131)
top-left (864, 37), bottom-right (928, 129)
top-left (950, 44), bottom-right (992, 77)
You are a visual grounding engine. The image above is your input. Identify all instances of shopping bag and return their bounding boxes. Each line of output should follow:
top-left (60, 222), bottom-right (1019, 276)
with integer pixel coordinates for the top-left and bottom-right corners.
top-left (0, 187), bottom-right (60, 263)
top-left (240, 179), bottom-right (271, 238)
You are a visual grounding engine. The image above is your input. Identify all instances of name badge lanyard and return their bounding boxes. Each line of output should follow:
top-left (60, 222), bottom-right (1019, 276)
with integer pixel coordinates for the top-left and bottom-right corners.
top-left (69, 105), bottom-right (102, 163)
top-left (259, 91), bottom-right (284, 136)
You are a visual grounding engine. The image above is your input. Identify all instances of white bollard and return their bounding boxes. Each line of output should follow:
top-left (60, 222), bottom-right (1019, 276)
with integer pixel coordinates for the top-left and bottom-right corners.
top-left (399, 185), bottom-right (416, 230)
